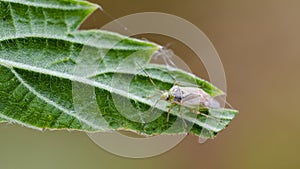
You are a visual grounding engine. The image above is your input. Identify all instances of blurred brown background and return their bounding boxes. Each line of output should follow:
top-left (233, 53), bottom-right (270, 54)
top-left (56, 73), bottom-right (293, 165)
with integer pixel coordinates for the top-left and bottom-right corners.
top-left (0, 0), bottom-right (299, 169)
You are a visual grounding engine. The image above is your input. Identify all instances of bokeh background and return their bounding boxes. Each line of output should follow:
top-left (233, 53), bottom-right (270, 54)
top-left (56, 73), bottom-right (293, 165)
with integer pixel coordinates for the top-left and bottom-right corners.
top-left (0, 0), bottom-right (299, 169)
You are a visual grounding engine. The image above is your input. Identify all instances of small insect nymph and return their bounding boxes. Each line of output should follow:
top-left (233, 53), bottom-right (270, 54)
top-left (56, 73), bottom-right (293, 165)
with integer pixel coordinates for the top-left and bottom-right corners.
top-left (158, 85), bottom-right (220, 123)
top-left (137, 63), bottom-right (220, 124)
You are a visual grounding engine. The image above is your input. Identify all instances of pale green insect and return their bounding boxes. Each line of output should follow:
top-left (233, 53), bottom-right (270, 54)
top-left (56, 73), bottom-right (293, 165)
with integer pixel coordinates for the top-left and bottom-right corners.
top-left (157, 84), bottom-right (220, 123)
top-left (138, 65), bottom-right (221, 124)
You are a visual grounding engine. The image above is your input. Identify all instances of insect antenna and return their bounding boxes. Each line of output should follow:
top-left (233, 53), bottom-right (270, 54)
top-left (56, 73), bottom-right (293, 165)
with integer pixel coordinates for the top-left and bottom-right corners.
top-left (136, 62), bottom-right (164, 113)
top-left (97, 6), bottom-right (133, 35)
top-left (136, 62), bottom-right (163, 93)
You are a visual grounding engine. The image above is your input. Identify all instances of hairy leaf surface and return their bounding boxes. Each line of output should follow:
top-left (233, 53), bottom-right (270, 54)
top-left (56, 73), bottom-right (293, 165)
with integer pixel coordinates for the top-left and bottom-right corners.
top-left (0, 0), bottom-right (238, 138)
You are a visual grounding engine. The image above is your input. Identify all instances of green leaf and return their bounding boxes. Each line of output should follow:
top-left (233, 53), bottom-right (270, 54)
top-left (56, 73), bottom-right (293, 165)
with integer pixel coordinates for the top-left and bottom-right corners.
top-left (0, 117), bottom-right (6, 123)
top-left (0, 0), bottom-right (98, 37)
top-left (0, 0), bottom-right (238, 138)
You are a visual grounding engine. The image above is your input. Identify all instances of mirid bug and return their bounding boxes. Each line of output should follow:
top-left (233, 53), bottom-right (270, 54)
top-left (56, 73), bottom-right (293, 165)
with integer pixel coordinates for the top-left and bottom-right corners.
top-left (161, 85), bottom-right (220, 120)
top-left (137, 63), bottom-right (221, 125)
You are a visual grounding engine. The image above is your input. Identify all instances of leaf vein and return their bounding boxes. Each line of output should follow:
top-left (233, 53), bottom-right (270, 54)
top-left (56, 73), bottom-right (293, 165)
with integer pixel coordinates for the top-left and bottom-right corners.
top-left (7, 2), bottom-right (17, 35)
top-left (10, 68), bottom-right (103, 130)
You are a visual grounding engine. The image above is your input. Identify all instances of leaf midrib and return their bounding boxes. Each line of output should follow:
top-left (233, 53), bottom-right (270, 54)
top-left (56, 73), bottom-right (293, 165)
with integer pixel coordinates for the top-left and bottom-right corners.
top-left (0, 34), bottom-right (157, 50)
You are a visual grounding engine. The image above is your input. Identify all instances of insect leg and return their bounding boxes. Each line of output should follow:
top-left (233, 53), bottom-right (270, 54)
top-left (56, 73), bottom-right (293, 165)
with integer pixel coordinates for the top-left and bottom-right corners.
top-left (145, 92), bottom-right (160, 99)
top-left (150, 99), bottom-right (161, 112)
top-left (138, 123), bottom-right (146, 135)
top-left (178, 105), bottom-right (188, 128)
top-left (167, 102), bottom-right (176, 125)
top-left (195, 111), bottom-right (219, 121)
top-left (217, 95), bottom-right (236, 109)
top-left (175, 100), bottom-right (226, 125)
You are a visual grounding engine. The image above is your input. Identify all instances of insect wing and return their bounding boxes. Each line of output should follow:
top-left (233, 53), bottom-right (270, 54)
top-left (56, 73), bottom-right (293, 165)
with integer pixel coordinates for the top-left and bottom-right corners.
top-left (180, 87), bottom-right (219, 108)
